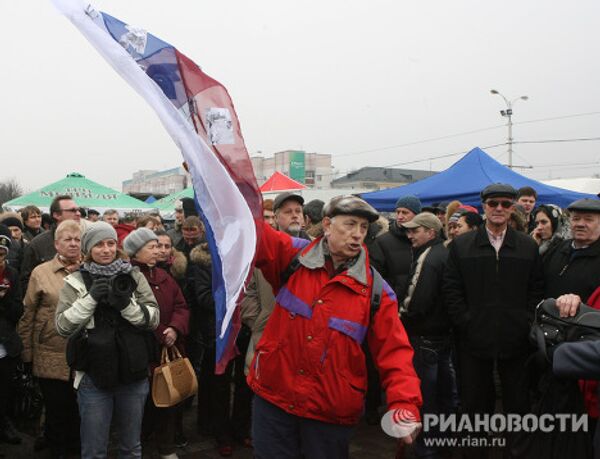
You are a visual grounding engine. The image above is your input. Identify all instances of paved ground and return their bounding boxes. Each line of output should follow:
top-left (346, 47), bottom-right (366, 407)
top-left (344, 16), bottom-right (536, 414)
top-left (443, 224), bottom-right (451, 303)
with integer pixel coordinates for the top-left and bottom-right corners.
top-left (0, 405), bottom-right (400, 458)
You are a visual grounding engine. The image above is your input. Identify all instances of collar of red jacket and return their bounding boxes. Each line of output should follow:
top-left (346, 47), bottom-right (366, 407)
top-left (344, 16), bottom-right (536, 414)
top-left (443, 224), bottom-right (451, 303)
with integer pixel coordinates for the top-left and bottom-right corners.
top-left (298, 237), bottom-right (368, 285)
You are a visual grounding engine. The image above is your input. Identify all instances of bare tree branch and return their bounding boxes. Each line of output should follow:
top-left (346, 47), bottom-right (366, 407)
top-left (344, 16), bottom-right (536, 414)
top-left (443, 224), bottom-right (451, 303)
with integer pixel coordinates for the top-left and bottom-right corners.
top-left (0, 179), bottom-right (23, 208)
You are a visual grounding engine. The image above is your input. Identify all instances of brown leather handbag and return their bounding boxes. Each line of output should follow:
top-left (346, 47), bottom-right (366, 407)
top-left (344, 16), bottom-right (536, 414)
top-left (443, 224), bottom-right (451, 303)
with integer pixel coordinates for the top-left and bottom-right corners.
top-left (152, 346), bottom-right (198, 407)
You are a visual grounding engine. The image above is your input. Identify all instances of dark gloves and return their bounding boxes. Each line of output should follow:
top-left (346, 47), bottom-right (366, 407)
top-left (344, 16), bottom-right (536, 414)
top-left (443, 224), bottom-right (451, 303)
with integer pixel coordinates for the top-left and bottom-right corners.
top-left (88, 277), bottom-right (110, 302)
top-left (107, 292), bottom-right (131, 311)
top-left (107, 273), bottom-right (137, 311)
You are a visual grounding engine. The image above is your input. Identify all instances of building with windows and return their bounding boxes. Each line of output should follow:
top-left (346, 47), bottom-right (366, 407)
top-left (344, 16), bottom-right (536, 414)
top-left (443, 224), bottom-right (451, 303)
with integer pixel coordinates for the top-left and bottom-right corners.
top-left (331, 166), bottom-right (436, 190)
top-left (251, 150), bottom-right (333, 189)
top-left (122, 167), bottom-right (190, 200)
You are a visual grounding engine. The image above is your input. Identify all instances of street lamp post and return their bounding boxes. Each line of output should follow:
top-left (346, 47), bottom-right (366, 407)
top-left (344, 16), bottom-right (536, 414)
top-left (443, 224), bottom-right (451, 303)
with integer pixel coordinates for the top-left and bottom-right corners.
top-left (490, 89), bottom-right (529, 168)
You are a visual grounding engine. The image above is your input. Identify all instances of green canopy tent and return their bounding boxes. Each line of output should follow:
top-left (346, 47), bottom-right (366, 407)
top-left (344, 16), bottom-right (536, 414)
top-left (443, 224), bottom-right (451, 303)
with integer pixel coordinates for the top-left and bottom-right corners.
top-left (2, 172), bottom-right (154, 215)
top-left (154, 187), bottom-right (193, 219)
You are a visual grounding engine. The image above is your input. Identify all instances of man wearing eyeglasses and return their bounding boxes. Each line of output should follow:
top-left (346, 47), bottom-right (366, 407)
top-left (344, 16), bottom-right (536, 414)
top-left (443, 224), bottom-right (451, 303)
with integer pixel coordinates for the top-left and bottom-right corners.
top-left (20, 195), bottom-right (81, 291)
top-left (443, 183), bottom-right (544, 457)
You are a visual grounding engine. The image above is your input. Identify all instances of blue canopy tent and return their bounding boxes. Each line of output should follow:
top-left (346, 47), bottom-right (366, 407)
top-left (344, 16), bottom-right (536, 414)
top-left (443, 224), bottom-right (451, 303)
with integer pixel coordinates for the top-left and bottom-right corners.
top-left (144, 195), bottom-right (157, 204)
top-left (361, 147), bottom-right (596, 211)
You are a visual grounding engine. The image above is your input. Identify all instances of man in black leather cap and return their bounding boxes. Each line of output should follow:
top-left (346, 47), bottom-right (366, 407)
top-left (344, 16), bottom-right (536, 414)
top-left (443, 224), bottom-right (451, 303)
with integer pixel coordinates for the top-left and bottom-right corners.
top-left (443, 183), bottom-right (544, 457)
top-left (545, 198), bottom-right (600, 318)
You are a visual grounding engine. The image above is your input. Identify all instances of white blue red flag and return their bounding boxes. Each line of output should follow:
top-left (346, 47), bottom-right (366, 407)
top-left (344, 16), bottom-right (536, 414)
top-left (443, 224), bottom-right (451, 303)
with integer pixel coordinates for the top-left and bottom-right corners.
top-left (52, 0), bottom-right (262, 373)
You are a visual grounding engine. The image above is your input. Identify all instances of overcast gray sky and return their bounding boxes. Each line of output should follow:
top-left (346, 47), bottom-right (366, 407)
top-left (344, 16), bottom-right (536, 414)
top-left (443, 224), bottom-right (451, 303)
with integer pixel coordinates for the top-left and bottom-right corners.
top-left (2, 0), bottom-right (600, 192)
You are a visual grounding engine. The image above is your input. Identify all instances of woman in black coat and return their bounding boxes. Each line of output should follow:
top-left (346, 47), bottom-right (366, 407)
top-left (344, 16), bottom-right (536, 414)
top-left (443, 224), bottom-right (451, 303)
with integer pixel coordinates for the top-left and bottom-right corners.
top-left (0, 224), bottom-right (23, 444)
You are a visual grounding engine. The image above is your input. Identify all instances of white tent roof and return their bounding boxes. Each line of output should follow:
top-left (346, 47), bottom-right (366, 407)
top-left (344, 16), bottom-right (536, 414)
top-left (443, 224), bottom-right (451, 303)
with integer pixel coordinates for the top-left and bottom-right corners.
top-left (542, 178), bottom-right (600, 196)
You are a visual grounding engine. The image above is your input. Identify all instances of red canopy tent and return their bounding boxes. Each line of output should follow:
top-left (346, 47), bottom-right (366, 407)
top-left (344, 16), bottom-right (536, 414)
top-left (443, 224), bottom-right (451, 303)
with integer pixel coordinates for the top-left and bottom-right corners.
top-left (259, 171), bottom-right (307, 192)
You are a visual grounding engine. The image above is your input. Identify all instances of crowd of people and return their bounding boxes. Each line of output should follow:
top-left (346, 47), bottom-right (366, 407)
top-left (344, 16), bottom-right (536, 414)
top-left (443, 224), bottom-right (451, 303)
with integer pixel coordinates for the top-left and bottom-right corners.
top-left (0, 183), bottom-right (599, 458)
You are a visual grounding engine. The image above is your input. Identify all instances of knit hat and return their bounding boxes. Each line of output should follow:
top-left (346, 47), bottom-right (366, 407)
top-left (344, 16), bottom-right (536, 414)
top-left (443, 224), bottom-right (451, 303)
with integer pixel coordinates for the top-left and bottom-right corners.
top-left (0, 224), bottom-right (11, 254)
top-left (82, 221), bottom-right (118, 255)
top-left (0, 213), bottom-right (23, 231)
top-left (458, 205), bottom-right (478, 214)
top-left (0, 217), bottom-right (23, 231)
top-left (123, 228), bottom-right (159, 257)
top-left (448, 211), bottom-right (464, 224)
top-left (394, 195), bottom-right (422, 215)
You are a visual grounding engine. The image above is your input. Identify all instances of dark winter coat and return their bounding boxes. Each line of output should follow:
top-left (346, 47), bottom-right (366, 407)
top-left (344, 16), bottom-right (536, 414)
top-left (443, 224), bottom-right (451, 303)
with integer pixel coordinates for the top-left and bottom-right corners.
top-left (23, 226), bottom-right (44, 244)
top-left (543, 238), bottom-right (600, 302)
top-left (7, 239), bottom-right (24, 274)
top-left (400, 238), bottom-right (451, 337)
top-left (175, 238), bottom-right (202, 261)
top-left (20, 227), bottom-right (56, 293)
top-left (134, 262), bottom-right (190, 347)
top-left (369, 221), bottom-right (413, 301)
top-left (0, 264), bottom-right (24, 357)
top-left (184, 243), bottom-right (216, 346)
top-left (443, 225), bottom-right (544, 359)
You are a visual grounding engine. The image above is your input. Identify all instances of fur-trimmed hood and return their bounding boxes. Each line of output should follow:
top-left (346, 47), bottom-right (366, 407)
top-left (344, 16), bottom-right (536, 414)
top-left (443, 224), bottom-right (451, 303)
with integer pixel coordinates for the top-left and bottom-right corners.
top-left (169, 249), bottom-right (187, 280)
top-left (368, 215), bottom-right (389, 239)
top-left (189, 242), bottom-right (212, 267)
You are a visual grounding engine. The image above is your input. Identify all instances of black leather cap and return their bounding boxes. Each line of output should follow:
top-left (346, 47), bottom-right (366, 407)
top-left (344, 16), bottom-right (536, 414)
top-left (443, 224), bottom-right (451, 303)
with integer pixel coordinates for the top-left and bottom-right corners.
top-left (480, 183), bottom-right (517, 201)
top-left (273, 192), bottom-right (304, 212)
top-left (567, 198), bottom-right (600, 213)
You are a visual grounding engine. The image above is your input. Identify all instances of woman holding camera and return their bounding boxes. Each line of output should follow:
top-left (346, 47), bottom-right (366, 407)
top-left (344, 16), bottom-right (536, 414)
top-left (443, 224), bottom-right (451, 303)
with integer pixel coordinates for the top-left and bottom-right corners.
top-left (56, 222), bottom-right (159, 458)
top-left (123, 228), bottom-right (189, 459)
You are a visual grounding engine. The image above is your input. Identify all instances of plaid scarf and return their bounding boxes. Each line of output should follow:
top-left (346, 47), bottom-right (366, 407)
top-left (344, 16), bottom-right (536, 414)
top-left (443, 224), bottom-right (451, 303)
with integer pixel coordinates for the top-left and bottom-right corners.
top-left (82, 258), bottom-right (132, 277)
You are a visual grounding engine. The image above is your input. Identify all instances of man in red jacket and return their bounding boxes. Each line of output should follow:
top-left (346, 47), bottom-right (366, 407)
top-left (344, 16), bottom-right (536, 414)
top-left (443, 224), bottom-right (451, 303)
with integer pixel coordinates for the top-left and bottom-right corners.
top-left (247, 195), bottom-right (422, 459)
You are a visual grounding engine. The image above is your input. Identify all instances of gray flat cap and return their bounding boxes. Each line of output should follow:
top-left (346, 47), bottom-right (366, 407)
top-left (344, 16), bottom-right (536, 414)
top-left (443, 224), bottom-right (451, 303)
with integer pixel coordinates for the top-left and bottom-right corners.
top-left (323, 195), bottom-right (379, 223)
top-left (480, 183), bottom-right (517, 201)
top-left (568, 198), bottom-right (600, 213)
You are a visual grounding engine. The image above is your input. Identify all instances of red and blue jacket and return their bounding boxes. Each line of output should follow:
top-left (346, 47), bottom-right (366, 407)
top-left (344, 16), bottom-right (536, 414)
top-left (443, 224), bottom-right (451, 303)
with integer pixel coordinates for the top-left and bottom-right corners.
top-left (247, 222), bottom-right (422, 425)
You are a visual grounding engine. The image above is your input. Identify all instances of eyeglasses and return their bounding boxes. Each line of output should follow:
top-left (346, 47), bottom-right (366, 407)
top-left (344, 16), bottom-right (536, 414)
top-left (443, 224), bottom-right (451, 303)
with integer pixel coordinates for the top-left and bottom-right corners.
top-left (60, 207), bottom-right (81, 213)
top-left (485, 200), bottom-right (514, 209)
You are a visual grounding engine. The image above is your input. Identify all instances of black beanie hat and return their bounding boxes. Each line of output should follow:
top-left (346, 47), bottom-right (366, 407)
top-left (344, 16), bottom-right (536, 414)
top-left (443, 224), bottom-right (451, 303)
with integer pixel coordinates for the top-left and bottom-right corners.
top-left (0, 217), bottom-right (23, 231)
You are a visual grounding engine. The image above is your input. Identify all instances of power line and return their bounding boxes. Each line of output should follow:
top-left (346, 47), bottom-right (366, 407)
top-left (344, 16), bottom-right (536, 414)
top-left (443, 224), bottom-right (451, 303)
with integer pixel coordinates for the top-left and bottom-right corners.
top-left (330, 110), bottom-right (600, 160)
top-left (332, 124), bottom-right (506, 158)
top-left (530, 160), bottom-right (600, 169)
top-left (324, 142), bottom-right (507, 179)
top-left (513, 136), bottom-right (600, 145)
top-left (381, 143), bottom-right (507, 168)
top-left (513, 111), bottom-right (600, 127)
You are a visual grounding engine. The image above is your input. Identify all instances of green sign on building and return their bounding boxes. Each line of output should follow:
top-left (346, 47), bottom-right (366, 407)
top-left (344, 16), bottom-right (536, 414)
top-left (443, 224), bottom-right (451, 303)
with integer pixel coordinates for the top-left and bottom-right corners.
top-left (289, 150), bottom-right (306, 184)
